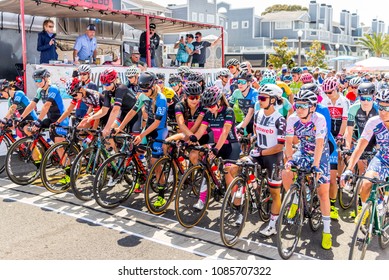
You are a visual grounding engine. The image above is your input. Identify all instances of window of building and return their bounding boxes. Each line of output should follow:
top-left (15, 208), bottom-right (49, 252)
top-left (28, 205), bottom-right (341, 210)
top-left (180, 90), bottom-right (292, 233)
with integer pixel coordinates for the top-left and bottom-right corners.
top-left (231, 21), bottom-right (239, 29)
top-left (199, 13), bottom-right (204, 23)
top-left (207, 0), bottom-right (214, 3)
top-left (275, 21), bottom-right (292, 29)
top-left (207, 14), bottom-right (215, 24)
top-left (242, 21), bottom-right (249, 29)
top-left (310, 31), bottom-right (317, 36)
top-left (192, 12), bottom-right (197, 22)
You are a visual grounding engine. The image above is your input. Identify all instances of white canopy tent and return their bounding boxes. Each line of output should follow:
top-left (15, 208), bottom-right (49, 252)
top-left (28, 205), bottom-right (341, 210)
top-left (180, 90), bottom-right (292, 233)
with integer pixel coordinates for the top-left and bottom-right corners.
top-left (355, 57), bottom-right (389, 70)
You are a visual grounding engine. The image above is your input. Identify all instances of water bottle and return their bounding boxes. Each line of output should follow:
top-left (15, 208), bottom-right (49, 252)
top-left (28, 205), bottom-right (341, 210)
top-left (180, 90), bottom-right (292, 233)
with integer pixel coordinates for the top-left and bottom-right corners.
top-left (249, 174), bottom-right (257, 210)
top-left (377, 196), bottom-right (384, 217)
top-left (211, 164), bottom-right (221, 181)
top-left (139, 154), bottom-right (147, 169)
top-left (305, 184), bottom-right (311, 201)
top-left (63, 55), bottom-right (68, 64)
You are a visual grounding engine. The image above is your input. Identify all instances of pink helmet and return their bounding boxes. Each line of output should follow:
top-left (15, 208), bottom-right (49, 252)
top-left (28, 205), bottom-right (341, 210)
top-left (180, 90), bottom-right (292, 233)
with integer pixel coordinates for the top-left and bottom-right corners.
top-left (322, 77), bottom-right (339, 92)
top-left (300, 73), bottom-right (314, 84)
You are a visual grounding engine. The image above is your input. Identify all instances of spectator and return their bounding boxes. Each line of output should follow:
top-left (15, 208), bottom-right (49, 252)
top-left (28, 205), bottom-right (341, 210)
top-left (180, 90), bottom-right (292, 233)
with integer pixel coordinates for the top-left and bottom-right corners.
top-left (174, 34), bottom-right (194, 66)
top-left (37, 19), bottom-right (58, 64)
top-left (124, 47), bottom-right (146, 71)
top-left (191, 32), bottom-right (221, 68)
top-left (73, 24), bottom-right (97, 64)
top-left (139, 23), bottom-right (160, 67)
top-left (267, 63), bottom-right (274, 71)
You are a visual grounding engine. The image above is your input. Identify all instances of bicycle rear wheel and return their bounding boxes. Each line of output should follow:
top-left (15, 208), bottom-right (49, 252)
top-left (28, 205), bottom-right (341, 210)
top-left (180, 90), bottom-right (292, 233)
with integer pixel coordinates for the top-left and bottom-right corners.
top-left (220, 177), bottom-right (249, 247)
top-left (257, 178), bottom-right (271, 222)
top-left (145, 156), bottom-right (177, 215)
top-left (93, 153), bottom-right (137, 209)
top-left (175, 165), bottom-right (210, 228)
top-left (70, 147), bottom-right (107, 201)
top-left (40, 142), bottom-right (80, 193)
top-left (276, 185), bottom-right (303, 260)
top-left (349, 201), bottom-right (373, 260)
top-left (0, 135), bottom-right (12, 174)
top-left (338, 165), bottom-right (359, 210)
top-left (5, 137), bottom-right (45, 185)
top-left (379, 199), bottom-right (389, 249)
top-left (308, 187), bottom-right (322, 231)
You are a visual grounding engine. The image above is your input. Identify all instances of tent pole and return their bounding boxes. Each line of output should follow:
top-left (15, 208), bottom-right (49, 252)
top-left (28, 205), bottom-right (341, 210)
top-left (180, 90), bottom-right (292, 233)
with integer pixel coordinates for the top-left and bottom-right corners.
top-left (20, 0), bottom-right (28, 94)
top-left (221, 27), bottom-right (224, 67)
top-left (145, 16), bottom-right (151, 67)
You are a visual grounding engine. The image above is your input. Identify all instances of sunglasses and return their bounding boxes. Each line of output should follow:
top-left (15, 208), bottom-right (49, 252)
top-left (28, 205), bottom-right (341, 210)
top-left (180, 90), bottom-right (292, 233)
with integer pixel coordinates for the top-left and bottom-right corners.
top-left (258, 95), bottom-right (269, 102)
top-left (195, 36), bottom-right (199, 38)
top-left (227, 65), bottom-right (235, 69)
top-left (47, 25), bottom-right (54, 28)
top-left (157, 80), bottom-right (164, 84)
top-left (80, 72), bottom-right (89, 76)
top-left (188, 95), bottom-right (200, 101)
top-left (221, 75), bottom-right (229, 78)
top-left (141, 88), bottom-right (150, 92)
top-left (237, 79), bottom-right (247, 85)
top-left (102, 83), bottom-right (111, 87)
top-left (206, 104), bottom-right (218, 109)
top-left (378, 105), bottom-right (389, 112)
top-left (360, 96), bottom-right (373, 102)
top-left (324, 90), bottom-right (334, 94)
top-left (34, 79), bottom-right (43, 83)
top-left (295, 103), bottom-right (310, 110)
top-left (170, 83), bottom-right (178, 87)
top-left (351, 86), bottom-right (358, 89)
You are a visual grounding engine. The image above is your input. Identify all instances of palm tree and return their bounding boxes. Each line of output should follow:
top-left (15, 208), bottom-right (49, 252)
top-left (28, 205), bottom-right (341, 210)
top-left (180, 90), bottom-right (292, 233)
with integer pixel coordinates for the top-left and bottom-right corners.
top-left (357, 33), bottom-right (389, 57)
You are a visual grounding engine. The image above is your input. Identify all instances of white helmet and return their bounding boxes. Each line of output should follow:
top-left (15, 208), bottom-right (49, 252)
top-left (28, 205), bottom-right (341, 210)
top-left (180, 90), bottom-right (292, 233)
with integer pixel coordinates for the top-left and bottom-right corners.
top-left (126, 66), bottom-right (140, 77)
top-left (258, 83), bottom-right (283, 99)
top-left (384, 73), bottom-right (389, 79)
top-left (78, 64), bottom-right (91, 73)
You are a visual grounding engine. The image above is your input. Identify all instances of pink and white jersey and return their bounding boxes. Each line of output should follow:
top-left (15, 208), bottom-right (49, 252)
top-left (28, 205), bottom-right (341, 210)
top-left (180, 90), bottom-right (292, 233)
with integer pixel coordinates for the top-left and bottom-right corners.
top-left (254, 109), bottom-right (286, 149)
top-left (321, 94), bottom-right (350, 121)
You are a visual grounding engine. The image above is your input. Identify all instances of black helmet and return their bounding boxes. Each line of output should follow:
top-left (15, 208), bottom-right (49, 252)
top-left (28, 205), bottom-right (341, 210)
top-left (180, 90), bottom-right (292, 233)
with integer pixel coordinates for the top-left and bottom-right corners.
top-left (139, 71), bottom-right (157, 89)
top-left (225, 58), bottom-right (240, 67)
top-left (201, 86), bottom-right (222, 107)
top-left (291, 67), bottom-right (302, 74)
top-left (187, 72), bottom-right (205, 84)
top-left (301, 83), bottom-right (320, 95)
top-left (168, 74), bottom-right (182, 85)
top-left (156, 73), bottom-right (165, 80)
top-left (32, 68), bottom-right (50, 79)
top-left (237, 70), bottom-right (253, 82)
top-left (0, 79), bottom-right (10, 91)
top-left (183, 81), bottom-right (202, 96)
top-left (358, 82), bottom-right (376, 96)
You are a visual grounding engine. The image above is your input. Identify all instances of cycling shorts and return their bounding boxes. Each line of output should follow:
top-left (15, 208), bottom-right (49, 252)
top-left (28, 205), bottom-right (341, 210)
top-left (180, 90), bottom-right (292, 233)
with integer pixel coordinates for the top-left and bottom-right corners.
top-left (366, 156), bottom-right (389, 181)
top-left (292, 150), bottom-right (330, 185)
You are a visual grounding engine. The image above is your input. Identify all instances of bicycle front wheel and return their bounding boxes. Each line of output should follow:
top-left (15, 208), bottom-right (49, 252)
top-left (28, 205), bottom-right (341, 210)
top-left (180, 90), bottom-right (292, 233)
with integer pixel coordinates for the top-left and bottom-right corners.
top-left (93, 153), bottom-right (137, 209)
top-left (349, 201), bottom-right (373, 260)
top-left (175, 165), bottom-right (211, 228)
top-left (220, 177), bottom-right (249, 247)
top-left (40, 142), bottom-right (80, 193)
top-left (5, 137), bottom-right (45, 185)
top-left (338, 165), bottom-right (359, 210)
top-left (0, 135), bottom-right (13, 174)
top-left (145, 156), bottom-right (177, 215)
top-left (257, 178), bottom-right (271, 222)
top-left (276, 185), bottom-right (303, 260)
top-left (308, 187), bottom-right (322, 231)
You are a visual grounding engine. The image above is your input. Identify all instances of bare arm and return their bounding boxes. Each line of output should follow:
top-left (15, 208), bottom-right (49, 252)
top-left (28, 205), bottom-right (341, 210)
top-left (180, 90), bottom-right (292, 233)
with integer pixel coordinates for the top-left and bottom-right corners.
top-left (20, 101), bottom-right (37, 120)
top-left (312, 138), bottom-right (324, 167)
top-left (37, 101), bottom-right (52, 121)
top-left (118, 109), bottom-right (137, 131)
top-left (5, 104), bottom-right (17, 120)
top-left (56, 103), bottom-right (76, 124)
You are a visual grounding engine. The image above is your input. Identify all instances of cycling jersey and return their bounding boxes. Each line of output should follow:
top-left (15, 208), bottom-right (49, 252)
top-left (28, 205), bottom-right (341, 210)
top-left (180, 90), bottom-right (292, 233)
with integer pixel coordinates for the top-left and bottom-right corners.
top-left (229, 87), bottom-right (258, 116)
top-left (76, 82), bottom-right (98, 118)
top-left (201, 106), bottom-right (238, 144)
top-left (161, 86), bottom-right (178, 121)
top-left (33, 85), bottom-right (67, 125)
top-left (289, 80), bottom-right (303, 95)
top-left (254, 97), bottom-right (292, 118)
top-left (348, 102), bottom-right (379, 141)
top-left (214, 79), bottom-right (231, 99)
top-left (254, 109), bottom-right (286, 149)
top-left (175, 101), bottom-right (206, 130)
top-left (321, 93), bottom-right (350, 136)
top-left (9, 90), bottom-right (38, 120)
top-left (71, 88), bottom-right (102, 111)
top-left (133, 92), bottom-right (168, 129)
top-left (103, 84), bottom-right (136, 114)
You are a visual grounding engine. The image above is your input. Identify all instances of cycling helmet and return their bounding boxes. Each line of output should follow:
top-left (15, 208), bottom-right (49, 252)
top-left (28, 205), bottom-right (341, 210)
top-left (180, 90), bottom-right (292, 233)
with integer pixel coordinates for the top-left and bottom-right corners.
top-left (358, 82), bottom-right (376, 96)
top-left (240, 62), bottom-right (248, 70)
top-left (384, 73), bottom-right (389, 79)
top-left (349, 77), bottom-right (362, 87)
top-left (225, 58), bottom-right (240, 68)
top-left (187, 72), bottom-right (205, 83)
top-left (125, 66), bottom-right (140, 77)
top-left (78, 64), bottom-right (91, 74)
top-left (32, 68), bottom-right (50, 79)
top-left (376, 89), bottom-right (389, 103)
top-left (183, 81), bottom-right (202, 96)
top-left (168, 74), bottom-right (182, 84)
top-left (139, 71), bottom-right (157, 89)
top-left (260, 77), bottom-right (276, 85)
top-left (294, 89), bottom-right (318, 105)
top-left (201, 86), bottom-right (222, 107)
top-left (300, 73), bottom-right (314, 84)
top-left (156, 73), bottom-right (165, 80)
top-left (290, 67), bottom-right (302, 74)
top-left (100, 68), bottom-right (117, 84)
top-left (66, 77), bottom-right (82, 96)
top-left (177, 65), bottom-right (191, 75)
top-left (258, 84), bottom-right (283, 99)
top-left (237, 70), bottom-right (253, 82)
top-left (262, 70), bottom-right (276, 80)
top-left (217, 68), bottom-right (230, 77)
top-left (301, 83), bottom-right (320, 95)
top-left (0, 79), bottom-right (10, 91)
top-left (322, 77), bottom-right (338, 92)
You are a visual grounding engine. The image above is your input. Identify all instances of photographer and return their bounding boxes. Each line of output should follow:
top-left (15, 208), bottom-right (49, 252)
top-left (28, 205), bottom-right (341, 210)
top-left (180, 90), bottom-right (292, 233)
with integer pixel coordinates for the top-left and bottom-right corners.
top-left (139, 23), bottom-right (160, 67)
top-left (37, 19), bottom-right (58, 64)
top-left (174, 34), bottom-right (194, 66)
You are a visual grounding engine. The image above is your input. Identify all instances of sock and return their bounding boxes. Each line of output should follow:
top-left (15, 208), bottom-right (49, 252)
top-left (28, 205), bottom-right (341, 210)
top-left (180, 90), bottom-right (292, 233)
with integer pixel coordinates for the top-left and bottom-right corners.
top-left (322, 216), bottom-right (331, 233)
top-left (269, 214), bottom-right (278, 228)
top-left (199, 177), bottom-right (207, 202)
top-left (330, 199), bottom-right (336, 207)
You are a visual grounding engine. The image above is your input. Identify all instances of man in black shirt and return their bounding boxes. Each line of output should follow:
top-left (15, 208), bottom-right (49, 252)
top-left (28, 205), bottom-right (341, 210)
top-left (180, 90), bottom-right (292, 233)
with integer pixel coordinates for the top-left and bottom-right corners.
top-left (191, 32), bottom-right (221, 68)
top-left (139, 23), bottom-right (160, 67)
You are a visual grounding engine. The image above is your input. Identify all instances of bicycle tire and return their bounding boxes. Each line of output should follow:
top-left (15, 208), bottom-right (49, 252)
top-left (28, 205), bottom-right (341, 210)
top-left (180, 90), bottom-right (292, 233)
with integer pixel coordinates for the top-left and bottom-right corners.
top-left (220, 177), bottom-right (249, 247)
top-left (70, 147), bottom-right (107, 201)
top-left (0, 135), bottom-right (12, 174)
top-left (145, 156), bottom-right (177, 215)
top-left (93, 153), bottom-right (137, 209)
top-left (257, 177), bottom-right (271, 222)
top-left (5, 137), bottom-right (45, 185)
top-left (338, 164), bottom-right (359, 210)
top-left (308, 186), bottom-right (322, 231)
top-left (379, 198), bottom-right (389, 249)
top-left (175, 165), bottom-right (211, 228)
top-left (353, 178), bottom-right (364, 218)
top-left (40, 142), bottom-right (80, 193)
top-left (349, 201), bottom-right (373, 260)
top-left (276, 185), bottom-right (303, 260)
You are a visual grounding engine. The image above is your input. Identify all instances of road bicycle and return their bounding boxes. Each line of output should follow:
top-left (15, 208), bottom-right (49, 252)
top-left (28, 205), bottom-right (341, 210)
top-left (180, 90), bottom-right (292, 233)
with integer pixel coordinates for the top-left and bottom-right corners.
top-left (0, 119), bottom-right (18, 174)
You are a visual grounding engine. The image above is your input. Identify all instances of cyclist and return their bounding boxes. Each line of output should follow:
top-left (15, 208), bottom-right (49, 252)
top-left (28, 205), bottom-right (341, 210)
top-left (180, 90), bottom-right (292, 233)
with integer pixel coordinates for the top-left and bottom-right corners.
top-left (321, 77), bottom-right (350, 220)
top-left (300, 73), bottom-right (315, 85)
top-left (75, 64), bottom-right (98, 118)
top-left (245, 83), bottom-right (286, 237)
top-left (187, 72), bottom-right (206, 92)
top-left (341, 88), bottom-right (389, 224)
top-left (345, 76), bottom-right (362, 104)
top-left (176, 65), bottom-right (192, 84)
top-left (214, 68), bottom-right (232, 99)
top-left (169, 74), bottom-right (184, 101)
top-left (289, 67), bottom-right (303, 96)
top-left (377, 73), bottom-right (389, 91)
top-left (226, 58), bottom-right (241, 93)
top-left (283, 89), bottom-right (332, 249)
top-left (156, 73), bottom-right (176, 122)
top-left (190, 86), bottom-right (240, 211)
top-left (125, 65), bottom-right (141, 93)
